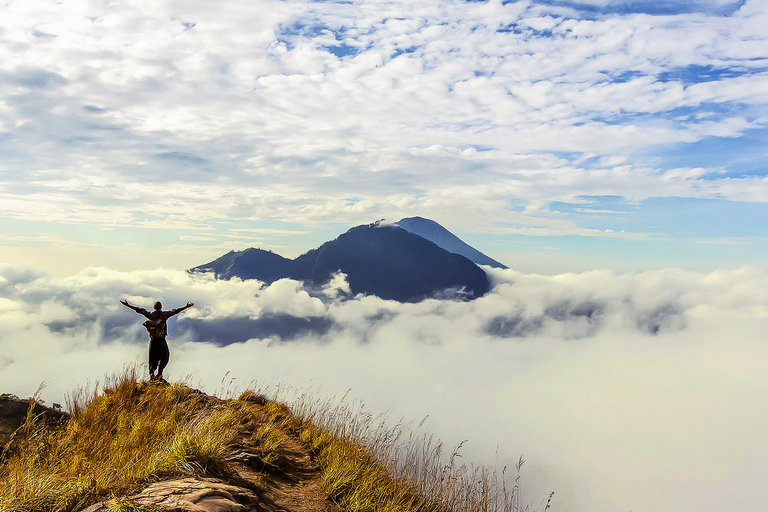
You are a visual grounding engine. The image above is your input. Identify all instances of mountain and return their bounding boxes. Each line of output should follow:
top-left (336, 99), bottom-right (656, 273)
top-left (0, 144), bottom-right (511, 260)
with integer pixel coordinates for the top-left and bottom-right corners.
top-left (293, 224), bottom-right (490, 301)
top-left (190, 222), bottom-right (491, 302)
top-left (395, 216), bottom-right (508, 269)
top-left (195, 248), bottom-right (294, 283)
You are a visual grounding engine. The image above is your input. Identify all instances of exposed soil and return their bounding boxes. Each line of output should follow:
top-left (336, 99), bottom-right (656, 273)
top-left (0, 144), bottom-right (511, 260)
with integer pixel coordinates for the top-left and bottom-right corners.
top-left (225, 400), bottom-right (341, 512)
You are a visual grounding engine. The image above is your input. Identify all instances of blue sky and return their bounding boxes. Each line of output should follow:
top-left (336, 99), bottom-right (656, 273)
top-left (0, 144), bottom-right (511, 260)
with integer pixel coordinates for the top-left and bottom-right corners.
top-left (0, 0), bottom-right (767, 275)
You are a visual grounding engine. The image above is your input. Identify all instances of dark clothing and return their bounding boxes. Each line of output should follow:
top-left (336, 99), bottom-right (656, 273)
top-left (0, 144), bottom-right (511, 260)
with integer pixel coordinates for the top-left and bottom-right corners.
top-left (139, 309), bottom-right (180, 376)
top-left (148, 337), bottom-right (170, 376)
top-left (122, 300), bottom-right (192, 379)
top-left (134, 307), bottom-right (185, 340)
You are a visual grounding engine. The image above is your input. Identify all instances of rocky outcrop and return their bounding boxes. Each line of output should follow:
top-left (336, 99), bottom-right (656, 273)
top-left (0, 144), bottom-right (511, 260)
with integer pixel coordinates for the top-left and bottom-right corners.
top-left (0, 394), bottom-right (69, 461)
top-left (81, 477), bottom-right (261, 512)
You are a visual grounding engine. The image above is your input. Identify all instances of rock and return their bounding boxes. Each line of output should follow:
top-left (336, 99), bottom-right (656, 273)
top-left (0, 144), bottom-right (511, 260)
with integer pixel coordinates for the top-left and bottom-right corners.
top-left (81, 477), bottom-right (262, 512)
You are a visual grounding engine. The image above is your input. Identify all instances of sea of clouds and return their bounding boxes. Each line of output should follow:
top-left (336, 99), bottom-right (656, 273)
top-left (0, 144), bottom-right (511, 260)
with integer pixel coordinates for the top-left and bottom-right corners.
top-left (1, 264), bottom-right (766, 512)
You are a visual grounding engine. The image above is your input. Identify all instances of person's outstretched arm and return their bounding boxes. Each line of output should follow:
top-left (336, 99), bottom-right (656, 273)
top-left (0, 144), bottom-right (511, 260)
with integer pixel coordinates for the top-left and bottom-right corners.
top-left (167, 302), bottom-right (194, 318)
top-left (120, 299), bottom-right (151, 318)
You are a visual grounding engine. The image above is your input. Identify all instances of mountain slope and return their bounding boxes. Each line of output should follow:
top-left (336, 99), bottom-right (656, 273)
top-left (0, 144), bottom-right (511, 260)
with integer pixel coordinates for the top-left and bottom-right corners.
top-left (395, 217), bottom-right (507, 269)
top-left (0, 372), bottom-right (521, 512)
top-left (194, 248), bottom-right (295, 282)
top-left (190, 223), bottom-right (491, 302)
top-left (293, 224), bottom-right (490, 301)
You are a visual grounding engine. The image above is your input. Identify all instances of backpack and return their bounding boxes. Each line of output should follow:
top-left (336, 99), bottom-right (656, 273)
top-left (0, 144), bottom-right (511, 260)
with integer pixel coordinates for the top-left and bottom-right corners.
top-left (142, 317), bottom-right (167, 339)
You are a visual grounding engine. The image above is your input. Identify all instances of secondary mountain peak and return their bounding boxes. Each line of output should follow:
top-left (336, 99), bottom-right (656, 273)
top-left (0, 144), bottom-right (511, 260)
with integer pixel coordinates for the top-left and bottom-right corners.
top-left (198, 247), bottom-right (294, 282)
top-left (395, 216), bottom-right (508, 269)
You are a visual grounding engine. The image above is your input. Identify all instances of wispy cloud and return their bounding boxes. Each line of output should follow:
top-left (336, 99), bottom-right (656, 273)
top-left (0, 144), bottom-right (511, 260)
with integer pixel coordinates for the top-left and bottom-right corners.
top-left (0, 0), bottom-right (766, 272)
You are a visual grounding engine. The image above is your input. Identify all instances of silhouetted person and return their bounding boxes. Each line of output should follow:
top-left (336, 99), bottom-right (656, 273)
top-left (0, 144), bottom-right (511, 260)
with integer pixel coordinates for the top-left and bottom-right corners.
top-left (120, 299), bottom-right (194, 381)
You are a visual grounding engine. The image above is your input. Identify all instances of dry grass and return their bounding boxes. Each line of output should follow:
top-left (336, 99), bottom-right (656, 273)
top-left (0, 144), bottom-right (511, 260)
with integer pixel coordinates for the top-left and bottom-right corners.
top-left (0, 371), bottom-right (542, 512)
top-left (254, 391), bottom-right (531, 512)
top-left (0, 368), bottom-right (244, 512)
top-left (253, 423), bottom-right (283, 463)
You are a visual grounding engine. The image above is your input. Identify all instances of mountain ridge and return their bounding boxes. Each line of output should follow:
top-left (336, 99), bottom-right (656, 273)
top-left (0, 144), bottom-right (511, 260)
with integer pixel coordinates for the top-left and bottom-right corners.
top-left (190, 220), bottom-right (493, 302)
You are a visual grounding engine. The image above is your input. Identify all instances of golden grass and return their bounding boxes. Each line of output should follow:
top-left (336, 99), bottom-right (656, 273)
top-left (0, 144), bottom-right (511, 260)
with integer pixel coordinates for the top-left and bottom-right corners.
top-left (255, 392), bottom-right (525, 512)
top-left (236, 389), bottom-right (267, 406)
top-left (1, 371), bottom-right (536, 512)
top-left (0, 368), bottom-right (243, 512)
top-left (252, 424), bottom-right (281, 463)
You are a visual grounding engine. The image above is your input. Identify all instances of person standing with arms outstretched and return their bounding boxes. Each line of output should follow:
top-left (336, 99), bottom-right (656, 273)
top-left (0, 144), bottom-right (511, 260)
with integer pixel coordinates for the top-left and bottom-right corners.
top-left (120, 299), bottom-right (194, 381)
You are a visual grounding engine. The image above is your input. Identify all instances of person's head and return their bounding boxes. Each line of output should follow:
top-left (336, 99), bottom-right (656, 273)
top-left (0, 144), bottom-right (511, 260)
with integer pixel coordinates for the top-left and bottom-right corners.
top-left (153, 301), bottom-right (162, 311)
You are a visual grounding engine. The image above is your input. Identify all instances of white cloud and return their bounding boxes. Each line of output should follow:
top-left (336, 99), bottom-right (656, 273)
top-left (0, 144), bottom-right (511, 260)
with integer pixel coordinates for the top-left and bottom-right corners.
top-left (0, 0), bottom-right (766, 255)
top-left (0, 264), bottom-right (767, 512)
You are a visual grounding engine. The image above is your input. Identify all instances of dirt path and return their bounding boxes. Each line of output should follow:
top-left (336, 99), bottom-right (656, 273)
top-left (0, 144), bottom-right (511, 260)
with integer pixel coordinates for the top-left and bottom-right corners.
top-left (227, 402), bottom-right (343, 512)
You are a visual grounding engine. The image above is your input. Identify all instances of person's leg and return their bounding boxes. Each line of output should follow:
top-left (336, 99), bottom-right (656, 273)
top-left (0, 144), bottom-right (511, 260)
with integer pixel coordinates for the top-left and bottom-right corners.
top-left (148, 339), bottom-right (159, 380)
top-left (156, 338), bottom-right (170, 380)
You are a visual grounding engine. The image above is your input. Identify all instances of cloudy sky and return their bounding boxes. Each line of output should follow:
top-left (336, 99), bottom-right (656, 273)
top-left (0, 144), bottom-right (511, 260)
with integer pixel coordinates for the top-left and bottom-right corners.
top-left (1, 0), bottom-right (766, 274)
top-left (2, 2), bottom-right (768, 512)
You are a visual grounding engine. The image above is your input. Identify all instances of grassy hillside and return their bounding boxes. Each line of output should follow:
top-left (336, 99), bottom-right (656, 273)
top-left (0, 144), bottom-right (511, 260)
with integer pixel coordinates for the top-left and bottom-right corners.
top-left (0, 369), bottom-right (532, 512)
